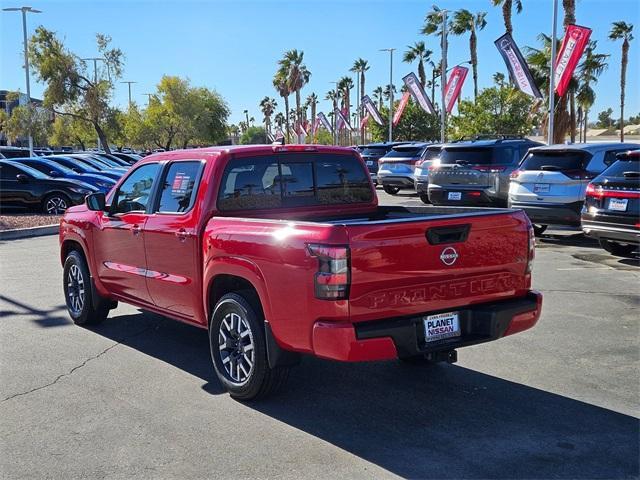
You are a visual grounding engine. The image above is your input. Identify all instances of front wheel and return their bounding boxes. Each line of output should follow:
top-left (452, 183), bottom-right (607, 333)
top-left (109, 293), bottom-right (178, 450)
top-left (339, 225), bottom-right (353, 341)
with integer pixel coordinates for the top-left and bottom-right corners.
top-left (599, 239), bottom-right (637, 257)
top-left (209, 293), bottom-right (289, 400)
top-left (383, 186), bottom-right (400, 195)
top-left (63, 250), bottom-right (109, 325)
top-left (43, 193), bottom-right (70, 214)
top-left (533, 224), bottom-right (548, 237)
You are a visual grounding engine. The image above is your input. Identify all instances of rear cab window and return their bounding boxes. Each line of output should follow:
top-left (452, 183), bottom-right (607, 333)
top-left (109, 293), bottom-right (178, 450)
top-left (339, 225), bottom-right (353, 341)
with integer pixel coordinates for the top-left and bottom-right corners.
top-left (218, 153), bottom-right (373, 211)
top-left (383, 146), bottom-right (425, 159)
top-left (440, 147), bottom-right (514, 165)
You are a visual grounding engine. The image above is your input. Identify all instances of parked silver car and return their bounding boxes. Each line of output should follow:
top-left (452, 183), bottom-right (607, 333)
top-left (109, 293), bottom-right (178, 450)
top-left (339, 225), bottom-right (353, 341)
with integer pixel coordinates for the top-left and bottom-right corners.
top-left (509, 142), bottom-right (640, 234)
top-left (413, 144), bottom-right (443, 203)
top-left (428, 137), bottom-right (543, 207)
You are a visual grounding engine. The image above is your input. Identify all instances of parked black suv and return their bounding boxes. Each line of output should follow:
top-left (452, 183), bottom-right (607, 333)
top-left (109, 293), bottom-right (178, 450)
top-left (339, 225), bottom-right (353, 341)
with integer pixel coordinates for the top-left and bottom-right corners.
top-left (582, 149), bottom-right (639, 257)
top-left (428, 136), bottom-right (543, 206)
top-left (0, 160), bottom-right (97, 214)
top-left (358, 142), bottom-right (409, 184)
top-left (0, 147), bottom-right (30, 159)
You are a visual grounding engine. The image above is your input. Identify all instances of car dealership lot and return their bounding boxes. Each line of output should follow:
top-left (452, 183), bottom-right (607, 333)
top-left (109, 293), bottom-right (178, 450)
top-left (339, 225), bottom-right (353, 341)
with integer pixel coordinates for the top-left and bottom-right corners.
top-left (1, 191), bottom-right (638, 479)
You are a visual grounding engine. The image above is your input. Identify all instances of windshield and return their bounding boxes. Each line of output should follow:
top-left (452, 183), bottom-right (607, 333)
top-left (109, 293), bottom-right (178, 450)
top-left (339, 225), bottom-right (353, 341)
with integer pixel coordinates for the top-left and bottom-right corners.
top-left (360, 147), bottom-right (390, 157)
top-left (602, 158), bottom-right (640, 176)
top-left (41, 161), bottom-right (74, 174)
top-left (384, 147), bottom-right (425, 159)
top-left (521, 151), bottom-right (591, 171)
top-left (9, 161), bottom-right (50, 179)
top-left (440, 147), bottom-right (513, 165)
top-left (423, 147), bottom-right (441, 161)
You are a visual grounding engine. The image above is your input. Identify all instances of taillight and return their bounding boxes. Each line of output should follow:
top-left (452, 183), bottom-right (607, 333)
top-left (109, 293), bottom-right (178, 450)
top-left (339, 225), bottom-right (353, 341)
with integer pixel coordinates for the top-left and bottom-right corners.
top-left (510, 170), bottom-right (521, 179)
top-left (585, 183), bottom-right (599, 198)
top-left (307, 244), bottom-right (350, 300)
top-left (585, 183), bottom-right (640, 199)
top-left (471, 166), bottom-right (508, 173)
top-left (526, 224), bottom-right (535, 273)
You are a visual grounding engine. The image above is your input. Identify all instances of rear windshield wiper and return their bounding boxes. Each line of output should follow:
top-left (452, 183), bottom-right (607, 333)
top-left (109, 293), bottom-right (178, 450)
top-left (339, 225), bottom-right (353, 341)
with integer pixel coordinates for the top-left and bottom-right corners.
top-left (623, 171), bottom-right (640, 178)
top-left (540, 165), bottom-right (561, 171)
top-left (455, 160), bottom-right (469, 165)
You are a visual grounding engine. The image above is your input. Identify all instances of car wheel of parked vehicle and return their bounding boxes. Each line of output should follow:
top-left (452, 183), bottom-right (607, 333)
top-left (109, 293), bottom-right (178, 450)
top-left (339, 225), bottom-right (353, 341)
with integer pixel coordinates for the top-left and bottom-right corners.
top-left (43, 193), bottom-right (70, 214)
top-left (383, 186), bottom-right (400, 195)
top-left (63, 250), bottom-right (109, 325)
top-left (419, 194), bottom-right (430, 204)
top-left (210, 292), bottom-right (289, 400)
top-left (533, 224), bottom-right (548, 237)
top-left (599, 239), bottom-right (637, 257)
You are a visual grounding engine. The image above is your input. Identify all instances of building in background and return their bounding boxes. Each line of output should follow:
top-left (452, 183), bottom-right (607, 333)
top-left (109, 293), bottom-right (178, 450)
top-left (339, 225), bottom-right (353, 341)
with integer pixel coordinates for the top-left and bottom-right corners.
top-left (0, 90), bottom-right (47, 146)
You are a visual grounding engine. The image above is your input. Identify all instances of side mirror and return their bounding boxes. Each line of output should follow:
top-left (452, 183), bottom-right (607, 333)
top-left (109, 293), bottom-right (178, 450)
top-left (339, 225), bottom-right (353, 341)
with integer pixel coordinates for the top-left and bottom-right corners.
top-left (49, 170), bottom-right (62, 178)
top-left (16, 174), bottom-right (28, 184)
top-left (86, 192), bottom-right (106, 211)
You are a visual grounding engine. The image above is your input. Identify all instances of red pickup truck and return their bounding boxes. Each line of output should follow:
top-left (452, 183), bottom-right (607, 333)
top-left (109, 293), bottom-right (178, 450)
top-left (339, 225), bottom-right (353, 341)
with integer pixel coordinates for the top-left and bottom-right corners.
top-left (59, 145), bottom-right (542, 399)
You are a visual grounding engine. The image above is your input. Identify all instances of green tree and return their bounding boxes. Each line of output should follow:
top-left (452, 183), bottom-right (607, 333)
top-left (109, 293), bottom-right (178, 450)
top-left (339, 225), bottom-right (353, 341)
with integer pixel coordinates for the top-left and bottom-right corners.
top-left (450, 9), bottom-right (488, 101)
top-left (259, 97), bottom-right (277, 136)
top-left (403, 41), bottom-right (432, 86)
top-left (306, 93), bottom-right (318, 124)
top-left (350, 58), bottom-right (370, 126)
top-left (597, 108), bottom-right (614, 129)
top-left (277, 49), bottom-right (311, 142)
top-left (311, 128), bottom-right (334, 145)
top-left (368, 101), bottom-right (440, 142)
top-left (576, 41), bottom-right (609, 141)
top-left (449, 84), bottom-right (537, 138)
top-left (48, 115), bottom-right (94, 150)
top-left (239, 126), bottom-right (267, 144)
top-left (28, 27), bottom-right (123, 153)
top-left (609, 21), bottom-right (634, 141)
top-left (372, 86), bottom-right (384, 111)
top-left (491, 0), bottom-right (522, 36)
top-left (272, 72), bottom-right (290, 142)
top-left (5, 105), bottom-right (52, 146)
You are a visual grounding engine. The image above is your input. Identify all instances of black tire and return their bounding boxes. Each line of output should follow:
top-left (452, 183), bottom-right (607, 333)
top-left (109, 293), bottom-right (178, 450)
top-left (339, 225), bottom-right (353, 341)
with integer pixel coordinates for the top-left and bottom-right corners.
top-left (209, 292), bottom-right (289, 401)
top-left (63, 250), bottom-right (109, 325)
top-left (419, 194), bottom-right (431, 204)
top-left (599, 239), bottom-right (637, 257)
top-left (383, 186), bottom-right (400, 195)
top-left (43, 192), bottom-right (70, 215)
top-left (533, 224), bottom-right (548, 236)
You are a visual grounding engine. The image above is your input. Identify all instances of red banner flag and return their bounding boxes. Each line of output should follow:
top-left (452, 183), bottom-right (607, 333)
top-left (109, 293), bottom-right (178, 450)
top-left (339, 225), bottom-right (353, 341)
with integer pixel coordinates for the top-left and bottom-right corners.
top-left (444, 66), bottom-right (468, 114)
top-left (393, 92), bottom-right (411, 127)
top-left (554, 24), bottom-right (591, 97)
top-left (360, 113), bottom-right (370, 129)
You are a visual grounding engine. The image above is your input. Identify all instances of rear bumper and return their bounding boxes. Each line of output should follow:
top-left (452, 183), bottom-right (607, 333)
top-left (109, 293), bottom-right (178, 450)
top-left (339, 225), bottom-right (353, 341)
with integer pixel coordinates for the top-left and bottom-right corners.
top-left (509, 201), bottom-right (583, 226)
top-left (311, 291), bottom-right (543, 362)
top-left (582, 218), bottom-right (640, 244)
top-left (428, 186), bottom-right (501, 206)
top-left (379, 174), bottom-right (415, 188)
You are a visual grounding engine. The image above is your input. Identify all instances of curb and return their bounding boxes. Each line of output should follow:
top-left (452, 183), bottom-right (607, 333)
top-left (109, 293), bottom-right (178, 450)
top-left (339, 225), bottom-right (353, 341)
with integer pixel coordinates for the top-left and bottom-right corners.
top-left (0, 225), bottom-right (58, 241)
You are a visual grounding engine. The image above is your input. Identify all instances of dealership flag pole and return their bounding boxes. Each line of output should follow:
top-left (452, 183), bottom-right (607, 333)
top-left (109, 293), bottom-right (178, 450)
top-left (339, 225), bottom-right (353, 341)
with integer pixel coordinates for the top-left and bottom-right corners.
top-left (440, 9), bottom-right (448, 143)
top-left (548, 0), bottom-right (558, 145)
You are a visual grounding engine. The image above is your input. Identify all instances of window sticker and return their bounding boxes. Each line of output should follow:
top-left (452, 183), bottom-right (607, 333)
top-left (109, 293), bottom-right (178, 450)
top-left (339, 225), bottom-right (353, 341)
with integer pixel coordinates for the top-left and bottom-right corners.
top-left (172, 172), bottom-right (190, 196)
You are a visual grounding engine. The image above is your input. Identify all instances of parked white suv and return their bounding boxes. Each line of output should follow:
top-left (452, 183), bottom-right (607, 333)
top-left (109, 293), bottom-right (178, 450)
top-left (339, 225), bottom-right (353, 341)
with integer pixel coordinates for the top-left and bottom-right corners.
top-left (509, 142), bottom-right (640, 234)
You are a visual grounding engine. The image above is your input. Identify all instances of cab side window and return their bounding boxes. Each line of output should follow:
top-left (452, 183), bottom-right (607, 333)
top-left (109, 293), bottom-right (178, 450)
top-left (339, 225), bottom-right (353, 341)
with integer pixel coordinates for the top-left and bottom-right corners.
top-left (156, 161), bottom-right (203, 213)
top-left (111, 163), bottom-right (160, 214)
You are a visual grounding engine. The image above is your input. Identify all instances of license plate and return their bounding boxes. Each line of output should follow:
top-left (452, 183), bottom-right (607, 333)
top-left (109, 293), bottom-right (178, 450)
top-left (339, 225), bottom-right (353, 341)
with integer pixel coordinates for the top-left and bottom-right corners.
top-left (533, 183), bottom-right (550, 193)
top-left (608, 198), bottom-right (628, 211)
top-left (448, 192), bottom-right (462, 201)
top-left (424, 312), bottom-right (461, 342)
top-left (366, 160), bottom-right (374, 166)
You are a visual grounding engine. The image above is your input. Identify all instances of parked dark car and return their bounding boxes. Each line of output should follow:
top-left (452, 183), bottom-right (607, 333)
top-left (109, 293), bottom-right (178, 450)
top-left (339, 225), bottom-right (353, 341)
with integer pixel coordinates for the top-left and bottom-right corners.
top-left (63, 154), bottom-right (127, 177)
top-left (0, 147), bottom-right (30, 159)
top-left (428, 136), bottom-right (543, 207)
top-left (358, 142), bottom-right (409, 184)
top-left (582, 149), bottom-right (639, 257)
top-left (14, 158), bottom-right (116, 193)
top-left (0, 160), bottom-right (98, 214)
top-left (76, 153), bottom-right (128, 171)
top-left (43, 156), bottom-right (123, 182)
top-left (377, 142), bottom-right (431, 195)
top-left (110, 152), bottom-right (142, 165)
top-left (89, 152), bottom-right (132, 168)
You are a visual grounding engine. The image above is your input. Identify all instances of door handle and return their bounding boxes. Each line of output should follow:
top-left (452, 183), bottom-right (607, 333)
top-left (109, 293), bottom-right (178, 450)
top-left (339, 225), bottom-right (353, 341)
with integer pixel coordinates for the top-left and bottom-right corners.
top-left (175, 228), bottom-right (192, 241)
top-left (131, 224), bottom-right (141, 236)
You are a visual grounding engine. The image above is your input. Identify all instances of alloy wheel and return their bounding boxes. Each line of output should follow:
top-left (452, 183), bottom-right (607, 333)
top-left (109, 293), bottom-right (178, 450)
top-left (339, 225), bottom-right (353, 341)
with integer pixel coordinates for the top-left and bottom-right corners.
top-left (46, 196), bottom-right (68, 214)
top-left (67, 264), bottom-right (85, 315)
top-left (218, 312), bottom-right (255, 384)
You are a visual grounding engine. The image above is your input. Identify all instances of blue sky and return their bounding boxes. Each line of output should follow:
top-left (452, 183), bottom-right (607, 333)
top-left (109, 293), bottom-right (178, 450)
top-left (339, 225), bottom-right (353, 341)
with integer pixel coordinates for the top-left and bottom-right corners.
top-left (1, 0), bottom-right (638, 126)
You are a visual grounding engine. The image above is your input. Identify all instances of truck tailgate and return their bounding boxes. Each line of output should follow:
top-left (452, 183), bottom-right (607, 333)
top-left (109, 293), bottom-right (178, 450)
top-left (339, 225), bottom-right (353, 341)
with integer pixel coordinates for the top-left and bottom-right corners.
top-left (345, 209), bottom-right (531, 322)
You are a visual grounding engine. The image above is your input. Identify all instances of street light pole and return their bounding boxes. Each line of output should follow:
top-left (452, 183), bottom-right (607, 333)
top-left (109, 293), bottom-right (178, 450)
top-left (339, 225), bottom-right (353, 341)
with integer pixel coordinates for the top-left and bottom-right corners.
top-left (330, 81), bottom-right (339, 145)
top-left (440, 9), bottom-right (448, 144)
top-left (2, 6), bottom-right (42, 156)
top-left (121, 81), bottom-right (137, 108)
top-left (380, 48), bottom-right (395, 142)
top-left (547, 0), bottom-right (559, 145)
top-left (143, 93), bottom-right (154, 105)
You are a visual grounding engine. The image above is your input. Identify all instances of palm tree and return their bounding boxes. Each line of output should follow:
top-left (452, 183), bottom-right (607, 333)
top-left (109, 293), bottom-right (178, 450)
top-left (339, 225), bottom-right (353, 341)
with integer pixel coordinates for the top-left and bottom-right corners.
top-left (372, 86), bottom-right (384, 112)
top-left (325, 90), bottom-right (338, 131)
top-left (421, 5), bottom-right (446, 36)
top-left (338, 76), bottom-right (354, 115)
top-left (259, 96), bottom-right (277, 135)
top-left (576, 41), bottom-right (609, 142)
top-left (562, 0), bottom-right (575, 27)
top-left (427, 60), bottom-right (440, 106)
top-left (278, 49), bottom-right (311, 142)
top-left (273, 71), bottom-right (290, 141)
top-left (274, 112), bottom-right (285, 130)
top-left (491, 0), bottom-right (522, 36)
top-left (306, 92), bottom-right (318, 126)
top-left (350, 58), bottom-right (370, 128)
top-left (450, 9), bottom-right (488, 101)
top-left (609, 21), bottom-right (634, 141)
top-left (403, 41), bottom-right (433, 86)
top-left (383, 84), bottom-right (396, 101)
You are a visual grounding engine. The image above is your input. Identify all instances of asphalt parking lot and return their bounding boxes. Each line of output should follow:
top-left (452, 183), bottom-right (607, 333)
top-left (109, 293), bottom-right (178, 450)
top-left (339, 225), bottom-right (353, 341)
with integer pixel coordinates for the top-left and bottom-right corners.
top-left (1, 190), bottom-right (639, 479)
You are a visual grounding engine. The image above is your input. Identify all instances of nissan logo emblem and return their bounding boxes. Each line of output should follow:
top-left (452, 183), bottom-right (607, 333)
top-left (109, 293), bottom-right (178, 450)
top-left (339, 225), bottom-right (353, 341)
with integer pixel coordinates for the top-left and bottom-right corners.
top-left (440, 247), bottom-right (459, 266)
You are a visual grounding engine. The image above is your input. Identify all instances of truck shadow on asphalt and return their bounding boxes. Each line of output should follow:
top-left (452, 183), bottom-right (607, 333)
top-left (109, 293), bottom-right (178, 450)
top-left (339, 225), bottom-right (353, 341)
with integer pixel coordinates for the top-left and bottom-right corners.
top-left (89, 310), bottom-right (639, 480)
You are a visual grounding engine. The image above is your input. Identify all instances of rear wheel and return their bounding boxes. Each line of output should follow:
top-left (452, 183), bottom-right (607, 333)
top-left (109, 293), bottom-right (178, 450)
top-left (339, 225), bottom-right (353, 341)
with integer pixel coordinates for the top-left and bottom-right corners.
top-left (599, 239), bottom-right (637, 257)
top-left (383, 186), bottom-right (400, 195)
top-left (209, 292), bottom-right (289, 400)
top-left (63, 250), bottom-right (109, 325)
top-left (419, 194), bottom-right (430, 204)
top-left (533, 224), bottom-right (548, 237)
top-left (43, 193), bottom-right (70, 214)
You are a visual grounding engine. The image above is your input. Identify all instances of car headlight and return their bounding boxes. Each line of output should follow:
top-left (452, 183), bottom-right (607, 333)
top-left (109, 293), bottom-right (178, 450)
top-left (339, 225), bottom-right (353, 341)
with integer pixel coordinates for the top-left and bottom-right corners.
top-left (69, 187), bottom-right (92, 195)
